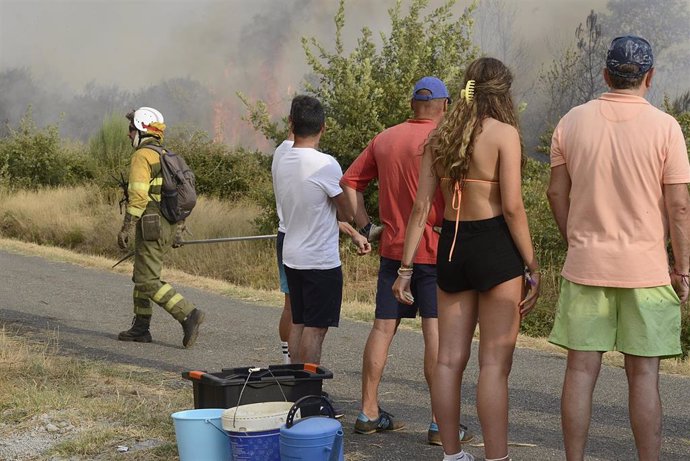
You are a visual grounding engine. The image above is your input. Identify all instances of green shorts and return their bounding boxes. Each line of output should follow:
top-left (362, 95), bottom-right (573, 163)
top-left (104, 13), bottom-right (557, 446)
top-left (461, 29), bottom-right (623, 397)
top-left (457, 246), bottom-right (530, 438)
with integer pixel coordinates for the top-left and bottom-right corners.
top-left (549, 278), bottom-right (682, 358)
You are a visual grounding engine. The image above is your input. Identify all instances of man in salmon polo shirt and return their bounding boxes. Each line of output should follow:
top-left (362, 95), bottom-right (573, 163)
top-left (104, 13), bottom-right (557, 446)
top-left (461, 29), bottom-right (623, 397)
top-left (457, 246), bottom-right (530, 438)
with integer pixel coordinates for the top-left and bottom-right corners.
top-left (342, 77), bottom-right (473, 445)
top-left (547, 35), bottom-right (690, 460)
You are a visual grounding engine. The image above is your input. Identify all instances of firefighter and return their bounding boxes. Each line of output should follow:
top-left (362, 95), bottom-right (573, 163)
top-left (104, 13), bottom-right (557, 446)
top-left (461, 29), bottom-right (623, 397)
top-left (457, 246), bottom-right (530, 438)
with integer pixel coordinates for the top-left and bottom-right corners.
top-left (117, 107), bottom-right (204, 348)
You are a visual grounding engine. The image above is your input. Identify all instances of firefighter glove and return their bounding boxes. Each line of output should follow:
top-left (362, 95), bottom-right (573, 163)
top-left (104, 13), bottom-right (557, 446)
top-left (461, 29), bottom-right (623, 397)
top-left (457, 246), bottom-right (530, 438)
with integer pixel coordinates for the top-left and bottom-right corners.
top-left (117, 213), bottom-right (138, 249)
top-left (172, 220), bottom-right (186, 248)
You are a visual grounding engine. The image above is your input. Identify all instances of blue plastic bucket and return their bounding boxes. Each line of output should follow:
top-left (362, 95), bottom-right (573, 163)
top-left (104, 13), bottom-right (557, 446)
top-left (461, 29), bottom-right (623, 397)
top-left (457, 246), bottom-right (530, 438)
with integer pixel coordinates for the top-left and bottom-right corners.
top-left (227, 428), bottom-right (281, 461)
top-left (280, 418), bottom-right (343, 461)
top-left (172, 408), bottom-right (231, 461)
top-left (222, 401), bottom-right (292, 461)
top-left (279, 395), bottom-right (344, 461)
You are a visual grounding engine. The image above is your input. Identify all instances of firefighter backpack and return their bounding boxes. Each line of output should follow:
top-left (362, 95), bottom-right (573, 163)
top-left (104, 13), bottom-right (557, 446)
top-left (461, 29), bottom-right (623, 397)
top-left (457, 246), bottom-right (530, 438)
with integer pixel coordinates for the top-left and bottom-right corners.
top-left (146, 145), bottom-right (197, 224)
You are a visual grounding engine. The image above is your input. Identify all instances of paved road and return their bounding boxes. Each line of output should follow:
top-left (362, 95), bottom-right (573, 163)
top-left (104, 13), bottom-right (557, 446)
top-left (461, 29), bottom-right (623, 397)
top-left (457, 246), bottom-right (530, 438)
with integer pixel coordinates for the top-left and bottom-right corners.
top-left (1, 248), bottom-right (689, 460)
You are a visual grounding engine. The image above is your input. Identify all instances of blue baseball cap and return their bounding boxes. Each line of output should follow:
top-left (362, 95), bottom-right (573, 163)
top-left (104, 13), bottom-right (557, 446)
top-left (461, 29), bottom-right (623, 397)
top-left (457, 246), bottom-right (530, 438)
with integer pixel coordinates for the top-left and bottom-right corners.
top-left (606, 35), bottom-right (654, 78)
top-left (412, 76), bottom-right (450, 101)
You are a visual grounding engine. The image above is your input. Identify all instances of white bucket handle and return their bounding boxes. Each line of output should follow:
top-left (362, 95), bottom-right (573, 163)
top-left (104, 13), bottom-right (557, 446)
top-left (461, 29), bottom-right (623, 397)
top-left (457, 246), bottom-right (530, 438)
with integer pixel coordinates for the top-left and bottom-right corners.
top-left (234, 367), bottom-right (288, 427)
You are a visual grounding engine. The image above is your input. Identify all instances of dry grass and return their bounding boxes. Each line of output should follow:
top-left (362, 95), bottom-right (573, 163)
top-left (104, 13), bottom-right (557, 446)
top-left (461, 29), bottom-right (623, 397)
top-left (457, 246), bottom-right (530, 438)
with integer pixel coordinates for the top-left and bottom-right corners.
top-left (0, 327), bottom-right (188, 460)
top-left (0, 185), bottom-right (382, 299)
top-left (0, 186), bottom-right (115, 250)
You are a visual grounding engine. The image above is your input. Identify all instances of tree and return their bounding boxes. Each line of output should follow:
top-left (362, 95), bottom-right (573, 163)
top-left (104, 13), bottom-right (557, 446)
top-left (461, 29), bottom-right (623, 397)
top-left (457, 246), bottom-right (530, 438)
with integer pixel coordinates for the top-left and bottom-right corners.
top-left (536, 47), bottom-right (581, 129)
top-left (472, 0), bottom-right (532, 101)
top-left (665, 92), bottom-right (690, 149)
top-left (242, 0), bottom-right (478, 168)
top-left (534, 10), bottom-right (608, 156)
top-left (61, 82), bottom-right (128, 141)
top-left (88, 113), bottom-right (132, 177)
top-left (601, 0), bottom-right (690, 103)
top-left (574, 11), bottom-right (607, 103)
top-left (537, 10), bottom-right (607, 127)
top-left (0, 68), bottom-right (54, 138)
top-left (132, 78), bottom-right (215, 137)
top-left (668, 91), bottom-right (690, 115)
top-left (602, 0), bottom-right (690, 60)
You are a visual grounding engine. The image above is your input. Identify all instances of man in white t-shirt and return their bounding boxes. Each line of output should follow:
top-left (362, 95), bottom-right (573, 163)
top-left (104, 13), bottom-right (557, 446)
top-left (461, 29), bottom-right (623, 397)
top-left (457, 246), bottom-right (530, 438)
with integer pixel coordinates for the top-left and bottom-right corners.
top-left (272, 134), bottom-right (295, 364)
top-left (274, 95), bottom-right (360, 364)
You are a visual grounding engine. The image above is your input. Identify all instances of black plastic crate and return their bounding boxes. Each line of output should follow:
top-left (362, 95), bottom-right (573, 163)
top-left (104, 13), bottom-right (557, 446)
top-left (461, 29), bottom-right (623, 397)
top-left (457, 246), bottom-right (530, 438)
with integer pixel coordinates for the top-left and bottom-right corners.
top-left (182, 364), bottom-right (333, 416)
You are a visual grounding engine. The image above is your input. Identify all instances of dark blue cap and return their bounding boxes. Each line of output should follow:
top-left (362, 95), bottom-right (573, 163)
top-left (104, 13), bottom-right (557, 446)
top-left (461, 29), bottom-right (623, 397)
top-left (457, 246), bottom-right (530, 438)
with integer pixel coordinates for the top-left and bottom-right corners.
top-left (412, 77), bottom-right (450, 101)
top-left (606, 35), bottom-right (654, 78)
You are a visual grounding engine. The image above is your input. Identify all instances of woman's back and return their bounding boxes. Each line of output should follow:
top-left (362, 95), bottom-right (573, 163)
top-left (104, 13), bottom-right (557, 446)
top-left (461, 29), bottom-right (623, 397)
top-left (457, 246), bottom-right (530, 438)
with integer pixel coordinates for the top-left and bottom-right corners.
top-left (394, 56), bottom-right (540, 461)
top-left (437, 117), bottom-right (518, 221)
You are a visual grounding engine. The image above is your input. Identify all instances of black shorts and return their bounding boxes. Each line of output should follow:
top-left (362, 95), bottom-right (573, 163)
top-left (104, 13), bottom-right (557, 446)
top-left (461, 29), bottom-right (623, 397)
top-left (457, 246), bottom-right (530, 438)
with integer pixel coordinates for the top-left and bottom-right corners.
top-left (375, 257), bottom-right (438, 319)
top-left (436, 215), bottom-right (523, 293)
top-left (285, 266), bottom-right (343, 328)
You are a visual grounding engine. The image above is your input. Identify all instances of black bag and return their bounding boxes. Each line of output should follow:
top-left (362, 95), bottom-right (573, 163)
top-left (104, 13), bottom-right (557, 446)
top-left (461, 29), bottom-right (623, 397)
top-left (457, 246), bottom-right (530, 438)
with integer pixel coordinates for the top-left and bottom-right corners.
top-left (146, 145), bottom-right (197, 224)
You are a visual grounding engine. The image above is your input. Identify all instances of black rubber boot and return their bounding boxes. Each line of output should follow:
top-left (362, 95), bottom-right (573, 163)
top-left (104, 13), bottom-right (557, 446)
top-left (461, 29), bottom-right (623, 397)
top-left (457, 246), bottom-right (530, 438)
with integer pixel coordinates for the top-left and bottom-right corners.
top-left (180, 308), bottom-right (205, 348)
top-left (118, 315), bottom-right (152, 343)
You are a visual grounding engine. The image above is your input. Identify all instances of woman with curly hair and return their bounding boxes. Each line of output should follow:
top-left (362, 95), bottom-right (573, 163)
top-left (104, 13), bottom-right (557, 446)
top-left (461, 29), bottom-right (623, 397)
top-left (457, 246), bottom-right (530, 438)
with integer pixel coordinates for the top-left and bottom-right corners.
top-left (393, 57), bottom-right (541, 461)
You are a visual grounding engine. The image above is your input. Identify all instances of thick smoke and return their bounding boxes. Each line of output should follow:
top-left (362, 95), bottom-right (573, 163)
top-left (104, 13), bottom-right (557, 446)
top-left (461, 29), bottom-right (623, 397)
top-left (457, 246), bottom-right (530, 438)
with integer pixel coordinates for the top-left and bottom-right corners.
top-left (2, 0), bottom-right (688, 152)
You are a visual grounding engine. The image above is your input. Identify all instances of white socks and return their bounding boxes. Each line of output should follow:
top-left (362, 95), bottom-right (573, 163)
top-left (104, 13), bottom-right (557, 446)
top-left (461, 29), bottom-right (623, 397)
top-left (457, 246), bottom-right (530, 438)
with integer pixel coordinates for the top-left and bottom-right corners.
top-left (281, 341), bottom-right (291, 364)
top-left (486, 457), bottom-right (510, 461)
top-left (443, 451), bottom-right (474, 461)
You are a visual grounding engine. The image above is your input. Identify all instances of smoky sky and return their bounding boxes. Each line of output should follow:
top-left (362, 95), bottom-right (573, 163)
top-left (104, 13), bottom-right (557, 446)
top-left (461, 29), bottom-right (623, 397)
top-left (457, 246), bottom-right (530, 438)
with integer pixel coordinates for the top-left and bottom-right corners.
top-left (1, 0), bottom-right (605, 92)
top-left (7, 0), bottom-right (674, 149)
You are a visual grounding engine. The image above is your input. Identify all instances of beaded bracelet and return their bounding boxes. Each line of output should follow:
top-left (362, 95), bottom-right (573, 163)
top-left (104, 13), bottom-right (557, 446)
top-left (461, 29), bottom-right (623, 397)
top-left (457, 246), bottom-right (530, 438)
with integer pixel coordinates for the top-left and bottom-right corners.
top-left (397, 266), bottom-right (413, 278)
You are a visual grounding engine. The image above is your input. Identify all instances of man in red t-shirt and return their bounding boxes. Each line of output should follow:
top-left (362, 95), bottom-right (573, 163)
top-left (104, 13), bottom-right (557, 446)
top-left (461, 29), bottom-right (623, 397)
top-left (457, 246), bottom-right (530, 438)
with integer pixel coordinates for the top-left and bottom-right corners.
top-left (342, 77), bottom-right (472, 445)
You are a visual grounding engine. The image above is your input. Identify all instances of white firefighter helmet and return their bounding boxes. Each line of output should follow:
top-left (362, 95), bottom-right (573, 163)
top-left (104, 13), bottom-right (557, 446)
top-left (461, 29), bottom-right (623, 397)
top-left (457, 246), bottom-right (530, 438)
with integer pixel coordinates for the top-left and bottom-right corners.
top-left (131, 107), bottom-right (164, 133)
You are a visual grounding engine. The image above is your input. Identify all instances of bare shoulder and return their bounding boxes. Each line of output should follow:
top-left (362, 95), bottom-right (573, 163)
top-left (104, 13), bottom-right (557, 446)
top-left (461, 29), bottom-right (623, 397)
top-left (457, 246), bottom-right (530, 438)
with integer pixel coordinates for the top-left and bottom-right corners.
top-left (482, 118), bottom-right (519, 149)
top-left (483, 118), bottom-right (518, 136)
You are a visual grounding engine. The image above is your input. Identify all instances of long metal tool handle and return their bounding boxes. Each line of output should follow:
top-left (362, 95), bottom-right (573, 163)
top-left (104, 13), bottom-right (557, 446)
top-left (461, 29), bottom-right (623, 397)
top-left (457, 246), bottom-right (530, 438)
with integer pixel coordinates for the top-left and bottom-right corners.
top-left (179, 234), bottom-right (277, 245)
top-left (112, 250), bottom-right (136, 268)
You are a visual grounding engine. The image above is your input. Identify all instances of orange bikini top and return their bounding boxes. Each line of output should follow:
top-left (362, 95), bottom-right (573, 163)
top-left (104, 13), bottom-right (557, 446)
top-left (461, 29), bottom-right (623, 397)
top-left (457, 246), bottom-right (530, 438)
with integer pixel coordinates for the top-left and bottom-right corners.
top-left (441, 178), bottom-right (499, 262)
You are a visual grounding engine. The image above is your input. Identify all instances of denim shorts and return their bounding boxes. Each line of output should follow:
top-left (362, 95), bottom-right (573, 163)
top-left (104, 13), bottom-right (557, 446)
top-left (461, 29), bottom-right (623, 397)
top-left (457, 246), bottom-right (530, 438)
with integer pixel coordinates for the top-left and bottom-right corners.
top-left (276, 231), bottom-right (289, 294)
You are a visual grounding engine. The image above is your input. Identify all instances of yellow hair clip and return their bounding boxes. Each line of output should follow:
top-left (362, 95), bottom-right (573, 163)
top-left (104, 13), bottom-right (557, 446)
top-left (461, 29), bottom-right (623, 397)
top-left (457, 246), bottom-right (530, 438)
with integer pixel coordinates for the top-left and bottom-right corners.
top-left (460, 80), bottom-right (475, 104)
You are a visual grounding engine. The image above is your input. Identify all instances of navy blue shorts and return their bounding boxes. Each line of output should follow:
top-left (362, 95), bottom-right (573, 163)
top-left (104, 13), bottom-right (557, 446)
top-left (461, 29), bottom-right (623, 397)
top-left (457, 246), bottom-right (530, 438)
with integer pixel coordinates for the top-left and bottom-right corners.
top-left (285, 266), bottom-right (342, 328)
top-left (436, 215), bottom-right (524, 292)
top-left (375, 257), bottom-right (438, 319)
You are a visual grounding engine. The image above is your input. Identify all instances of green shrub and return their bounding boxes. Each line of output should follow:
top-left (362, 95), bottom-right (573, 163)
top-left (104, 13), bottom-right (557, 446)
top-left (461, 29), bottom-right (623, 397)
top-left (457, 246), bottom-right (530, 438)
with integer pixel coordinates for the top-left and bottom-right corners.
top-left (88, 113), bottom-right (132, 179)
top-left (166, 130), bottom-right (273, 201)
top-left (0, 110), bottom-right (95, 188)
top-left (242, 0), bottom-right (478, 224)
top-left (519, 158), bottom-right (565, 336)
top-left (523, 158), bottom-right (566, 263)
